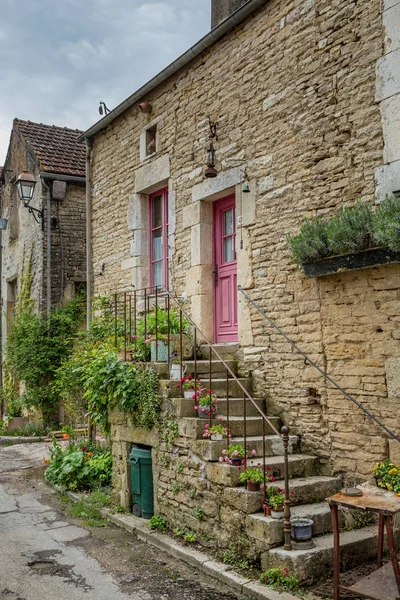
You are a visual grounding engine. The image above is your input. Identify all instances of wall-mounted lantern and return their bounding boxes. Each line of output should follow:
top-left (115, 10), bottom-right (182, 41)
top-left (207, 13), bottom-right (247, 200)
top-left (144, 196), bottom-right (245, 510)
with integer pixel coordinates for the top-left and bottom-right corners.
top-left (15, 171), bottom-right (44, 229)
top-left (204, 117), bottom-right (218, 178)
top-left (205, 142), bottom-right (218, 178)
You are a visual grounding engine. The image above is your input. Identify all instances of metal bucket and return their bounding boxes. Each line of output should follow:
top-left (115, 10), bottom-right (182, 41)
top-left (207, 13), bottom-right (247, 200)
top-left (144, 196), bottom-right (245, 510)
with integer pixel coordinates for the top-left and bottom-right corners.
top-left (290, 516), bottom-right (314, 541)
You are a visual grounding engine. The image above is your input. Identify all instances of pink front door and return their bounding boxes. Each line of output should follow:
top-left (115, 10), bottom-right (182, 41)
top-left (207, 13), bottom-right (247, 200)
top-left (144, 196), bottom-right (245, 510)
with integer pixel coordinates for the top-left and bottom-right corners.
top-left (213, 195), bottom-right (238, 343)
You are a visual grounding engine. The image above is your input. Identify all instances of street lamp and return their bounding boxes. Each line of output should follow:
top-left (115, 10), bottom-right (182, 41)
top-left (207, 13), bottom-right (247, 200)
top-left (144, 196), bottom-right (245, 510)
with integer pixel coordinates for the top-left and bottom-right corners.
top-left (16, 171), bottom-right (36, 205)
top-left (15, 172), bottom-right (43, 229)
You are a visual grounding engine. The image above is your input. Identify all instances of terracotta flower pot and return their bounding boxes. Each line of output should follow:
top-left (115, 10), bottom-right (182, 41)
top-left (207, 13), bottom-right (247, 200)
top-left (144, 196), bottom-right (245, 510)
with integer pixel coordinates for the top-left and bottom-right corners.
top-left (264, 505), bottom-right (272, 516)
top-left (247, 481), bottom-right (261, 492)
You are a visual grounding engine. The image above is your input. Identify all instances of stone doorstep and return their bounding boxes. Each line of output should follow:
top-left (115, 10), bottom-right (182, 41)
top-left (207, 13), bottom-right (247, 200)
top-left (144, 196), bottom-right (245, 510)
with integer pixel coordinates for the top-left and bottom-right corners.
top-left (198, 344), bottom-right (241, 362)
top-left (152, 359), bottom-right (237, 379)
top-left (191, 435), bottom-right (300, 462)
top-left (179, 416), bottom-right (279, 439)
top-left (170, 397), bottom-right (265, 418)
top-left (245, 502), bottom-right (346, 551)
top-left (205, 455), bottom-right (317, 487)
top-left (105, 510), bottom-right (299, 600)
top-left (261, 525), bottom-right (379, 584)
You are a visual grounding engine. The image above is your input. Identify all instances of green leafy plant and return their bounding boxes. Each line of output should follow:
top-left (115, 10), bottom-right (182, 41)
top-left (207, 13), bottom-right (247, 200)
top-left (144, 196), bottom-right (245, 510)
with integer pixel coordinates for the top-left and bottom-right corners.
top-left (192, 506), bottom-right (203, 521)
top-left (222, 542), bottom-right (249, 570)
top-left (5, 288), bottom-right (85, 426)
top-left (65, 489), bottom-right (111, 527)
top-left (171, 482), bottom-right (183, 495)
top-left (287, 196), bottom-right (400, 265)
top-left (183, 532), bottom-right (197, 543)
top-left (44, 436), bottom-right (112, 491)
top-left (269, 492), bottom-right (285, 511)
top-left (259, 567), bottom-right (301, 593)
top-left (149, 515), bottom-right (168, 531)
top-left (373, 196), bottom-right (400, 251)
top-left (176, 462), bottom-right (184, 473)
top-left (161, 418), bottom-right (179, 447)
top-left (239, 466), bottom-right (267, 485)
top-left (203, 420), bottom-right (227, 439)
top-left (173, 528), bottom-right (185, 538)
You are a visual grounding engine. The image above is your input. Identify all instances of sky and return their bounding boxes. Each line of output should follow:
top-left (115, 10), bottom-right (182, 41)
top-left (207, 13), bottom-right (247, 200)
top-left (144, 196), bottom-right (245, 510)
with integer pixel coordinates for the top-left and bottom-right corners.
top-left (0, 0), bottom-right (211, 164)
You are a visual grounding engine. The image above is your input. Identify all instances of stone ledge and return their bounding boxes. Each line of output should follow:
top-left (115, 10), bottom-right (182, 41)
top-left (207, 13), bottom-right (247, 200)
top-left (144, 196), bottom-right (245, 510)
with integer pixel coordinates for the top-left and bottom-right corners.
top-left (0, 436), bottom-right (48, 445)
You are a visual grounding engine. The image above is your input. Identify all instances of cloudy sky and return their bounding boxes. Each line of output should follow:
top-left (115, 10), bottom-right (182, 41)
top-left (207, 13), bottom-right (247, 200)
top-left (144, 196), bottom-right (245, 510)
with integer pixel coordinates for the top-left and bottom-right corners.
top-left (0, 0), bottom-right (210, 164)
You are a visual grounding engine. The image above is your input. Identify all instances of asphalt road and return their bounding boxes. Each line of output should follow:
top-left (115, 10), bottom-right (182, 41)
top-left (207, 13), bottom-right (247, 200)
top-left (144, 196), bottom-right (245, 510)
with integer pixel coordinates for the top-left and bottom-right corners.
top-left (0, 443), bottom-right (239, 600)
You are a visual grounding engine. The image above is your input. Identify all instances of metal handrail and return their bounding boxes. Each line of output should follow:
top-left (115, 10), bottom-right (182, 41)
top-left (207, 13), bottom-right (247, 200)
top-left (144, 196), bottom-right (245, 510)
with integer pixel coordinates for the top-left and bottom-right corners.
top-left (238, 286), bottom-right (400, 443)
top-left (112, 285), bottom-right (293, 551)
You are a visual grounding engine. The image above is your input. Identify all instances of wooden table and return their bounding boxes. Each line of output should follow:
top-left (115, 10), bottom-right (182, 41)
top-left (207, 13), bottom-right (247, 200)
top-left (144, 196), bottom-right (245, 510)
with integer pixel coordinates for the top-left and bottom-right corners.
top-left (328, 491), bottom-right (400, 600)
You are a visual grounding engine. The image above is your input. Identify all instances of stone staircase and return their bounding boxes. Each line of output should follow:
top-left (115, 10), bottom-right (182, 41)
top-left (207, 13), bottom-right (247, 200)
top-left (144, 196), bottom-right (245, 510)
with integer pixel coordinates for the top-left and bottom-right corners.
top-left (155, 342), bottom-right (380, 584)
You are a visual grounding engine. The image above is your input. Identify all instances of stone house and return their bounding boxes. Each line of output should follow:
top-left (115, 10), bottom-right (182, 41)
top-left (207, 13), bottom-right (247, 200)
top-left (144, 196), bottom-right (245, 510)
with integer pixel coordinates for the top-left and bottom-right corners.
top-left (80, 0), bottom-right (400, 580)
top-left (0, 119), bottom-right (86, 347)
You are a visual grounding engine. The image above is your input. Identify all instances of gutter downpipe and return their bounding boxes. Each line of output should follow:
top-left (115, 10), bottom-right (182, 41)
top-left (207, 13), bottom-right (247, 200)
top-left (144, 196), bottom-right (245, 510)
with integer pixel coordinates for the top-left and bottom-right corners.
top-left (78, 0), bottom-right (267, 142)
top-left (40, 176), bottom-right (52, 315)
top-left (85, 138), bottom-right (92, 329)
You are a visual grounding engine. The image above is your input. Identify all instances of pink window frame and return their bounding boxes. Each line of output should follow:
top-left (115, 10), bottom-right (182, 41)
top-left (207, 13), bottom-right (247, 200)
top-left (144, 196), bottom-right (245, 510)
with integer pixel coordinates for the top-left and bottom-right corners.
top-left (149, 188), bottom-right (169, 289)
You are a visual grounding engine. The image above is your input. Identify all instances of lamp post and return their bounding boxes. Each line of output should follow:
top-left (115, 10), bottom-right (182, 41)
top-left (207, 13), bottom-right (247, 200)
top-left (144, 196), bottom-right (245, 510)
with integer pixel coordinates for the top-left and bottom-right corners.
top-left (15, 172), bottom-right (44, 230)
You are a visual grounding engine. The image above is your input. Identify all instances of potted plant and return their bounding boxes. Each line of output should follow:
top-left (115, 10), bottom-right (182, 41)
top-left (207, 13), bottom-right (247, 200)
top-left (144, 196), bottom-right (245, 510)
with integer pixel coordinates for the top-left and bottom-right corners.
top-left (194, 389), bottom-right (218, 419)
top-left (262, 484), bottom-right (279, 516)
top-left (203, 419), bottom-right (228, 441)
top-left (239, 466), bottom-right (267, 491)
top-left (372, 460), bottom-right (400, 494)
top-left (219, 444), bottom-right (256, 466)
top-left (139, 306), bottom-right (191, 362)
top-left (270, 491), bottom-right (285, 519)
top-left (178, 375), bottom-right (201, 398)
top-left (6, 398), bottom-right (28, 433)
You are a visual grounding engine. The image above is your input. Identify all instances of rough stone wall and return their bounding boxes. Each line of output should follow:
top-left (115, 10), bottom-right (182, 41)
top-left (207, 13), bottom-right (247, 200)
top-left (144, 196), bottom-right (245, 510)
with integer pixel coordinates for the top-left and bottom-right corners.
top-left (41, 182), bottom-right (86, 309)
top-left (0, 127), bottom-right (44, 348)
top-left (89, 0), bottom-right (394, 477)
top-left (110, 408), bottom-right (262, 559)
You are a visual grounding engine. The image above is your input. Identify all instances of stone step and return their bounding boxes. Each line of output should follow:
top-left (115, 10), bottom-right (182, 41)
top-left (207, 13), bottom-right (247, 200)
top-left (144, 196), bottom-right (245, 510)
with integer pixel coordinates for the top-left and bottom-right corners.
top-left (197, 378), bottom-right (252, 397)
top-left (198, 343), bottom-right (241, 362)
top-left (206, 455), bottom-right (317, 487)
top-left (231, 435), bottom-right (300, 456)
top-left (168, 397), bottom-right (265, 418)
top-left (152, 360), bottom-right (238, 379)
top-left (272, 475), bottom-right (342, 507)
top-left (178, 416), bottom-right (280, 440)
top-left (191, 435), bottom-right (300, 462)
top-left (245, 502), bottom-right (346, 553)
top-left (183, 360), bottom-right (238, 378)
top-left (245, 454), bottom-right (318, 480)
top-left (261, 525), bottom-right (379, 584)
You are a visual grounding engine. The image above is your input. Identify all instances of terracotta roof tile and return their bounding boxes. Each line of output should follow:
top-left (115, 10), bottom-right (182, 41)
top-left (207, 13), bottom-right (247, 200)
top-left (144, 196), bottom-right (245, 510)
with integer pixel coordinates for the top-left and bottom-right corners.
top-left (16, 119), bottom-right (86, 177)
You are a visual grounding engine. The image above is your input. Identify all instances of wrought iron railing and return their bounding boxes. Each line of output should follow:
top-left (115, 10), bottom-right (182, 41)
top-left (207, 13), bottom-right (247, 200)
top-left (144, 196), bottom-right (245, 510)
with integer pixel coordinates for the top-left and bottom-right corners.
top-left (238, 286), bottom-right (400, 443)
top-left (111, 285), bottom-right (293, 551)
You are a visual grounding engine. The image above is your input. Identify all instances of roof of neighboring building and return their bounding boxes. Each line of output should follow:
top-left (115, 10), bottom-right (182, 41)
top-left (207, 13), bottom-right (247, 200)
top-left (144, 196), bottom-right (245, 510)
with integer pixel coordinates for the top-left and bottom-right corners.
top-left (79, 0), bottom-right (267, 141)
top-left (16, 119), bottom-right (86, 177)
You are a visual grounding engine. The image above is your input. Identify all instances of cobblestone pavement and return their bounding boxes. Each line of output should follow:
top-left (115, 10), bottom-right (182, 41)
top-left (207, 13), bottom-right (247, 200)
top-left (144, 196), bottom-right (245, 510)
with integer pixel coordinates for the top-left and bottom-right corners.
top-left (0, 443), bottom-right (239, 600)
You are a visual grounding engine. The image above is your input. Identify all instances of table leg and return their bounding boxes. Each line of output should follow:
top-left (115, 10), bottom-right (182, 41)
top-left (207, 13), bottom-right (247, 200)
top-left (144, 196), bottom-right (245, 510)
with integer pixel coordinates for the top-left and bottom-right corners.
top-left (331, 504), bottom-right (341, 600)
top-left (385, 514), bottom-right (400, 599)
top-left (377, 513), bottom-right (384, 569)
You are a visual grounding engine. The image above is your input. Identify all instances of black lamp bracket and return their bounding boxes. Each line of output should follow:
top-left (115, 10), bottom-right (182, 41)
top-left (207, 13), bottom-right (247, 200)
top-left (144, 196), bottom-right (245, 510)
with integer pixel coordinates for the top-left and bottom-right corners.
top-left (208, 117), bottom-right (218, 141)
top-left (22, 202), bottom-right (44, 230)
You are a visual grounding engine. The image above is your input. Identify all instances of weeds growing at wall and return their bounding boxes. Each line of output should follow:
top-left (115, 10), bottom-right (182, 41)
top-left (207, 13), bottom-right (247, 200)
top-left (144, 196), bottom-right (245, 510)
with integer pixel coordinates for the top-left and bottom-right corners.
top-left (287, 196), bottom-right (400, 264)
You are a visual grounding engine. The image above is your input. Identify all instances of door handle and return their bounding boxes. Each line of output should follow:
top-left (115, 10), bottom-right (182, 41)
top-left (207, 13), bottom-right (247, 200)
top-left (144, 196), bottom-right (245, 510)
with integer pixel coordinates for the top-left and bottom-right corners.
top-left (212, 264), bottom-right (219, 285)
